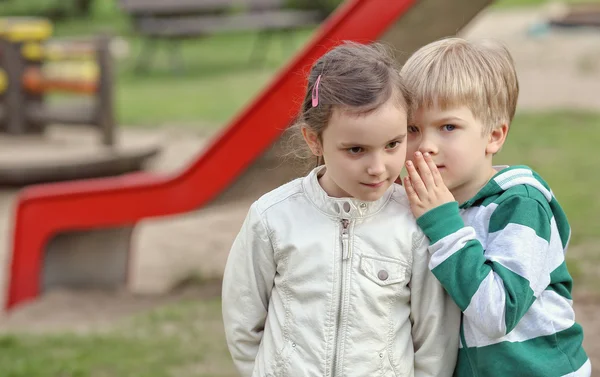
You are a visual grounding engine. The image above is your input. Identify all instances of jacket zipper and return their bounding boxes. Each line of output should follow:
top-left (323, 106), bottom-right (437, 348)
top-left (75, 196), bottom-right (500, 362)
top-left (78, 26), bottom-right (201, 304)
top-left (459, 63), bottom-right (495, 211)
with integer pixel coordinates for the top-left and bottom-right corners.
top-left (331, 218), bottom-right (352, 377)
top-left (341, 218), bottom-right (350, 259)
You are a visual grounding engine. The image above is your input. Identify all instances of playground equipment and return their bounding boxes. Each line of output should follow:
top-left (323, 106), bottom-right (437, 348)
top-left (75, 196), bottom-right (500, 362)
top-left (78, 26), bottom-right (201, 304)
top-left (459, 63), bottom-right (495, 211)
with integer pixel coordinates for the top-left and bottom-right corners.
top-left (5, 0), bottom-right (493, 310)
top-left (119, 0), bottom-right (327, 71)
top-left (0, 18), bottom-right (112, 143)
top-left (549, 3), bottom-right (600, 28)
top-left (0, 17), bottom-right (159, 186)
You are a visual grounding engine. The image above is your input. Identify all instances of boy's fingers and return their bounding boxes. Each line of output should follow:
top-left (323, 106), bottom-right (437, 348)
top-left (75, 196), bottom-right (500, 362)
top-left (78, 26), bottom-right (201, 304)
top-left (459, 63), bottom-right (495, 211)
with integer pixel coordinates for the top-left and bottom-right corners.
top-left (405, 160), bottom-right (427, 199)
top-left (404, 176), bottom-right (419, 203)
top-left (414, 152), bottom-right (435, 188)
top-left (423, 152), bottom-right (443, 187)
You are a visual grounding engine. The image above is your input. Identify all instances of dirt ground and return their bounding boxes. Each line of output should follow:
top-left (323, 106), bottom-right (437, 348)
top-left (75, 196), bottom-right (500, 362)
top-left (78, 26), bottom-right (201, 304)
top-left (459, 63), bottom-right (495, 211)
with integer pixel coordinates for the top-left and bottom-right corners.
top-left (0, 5), bottom-right (599, 371)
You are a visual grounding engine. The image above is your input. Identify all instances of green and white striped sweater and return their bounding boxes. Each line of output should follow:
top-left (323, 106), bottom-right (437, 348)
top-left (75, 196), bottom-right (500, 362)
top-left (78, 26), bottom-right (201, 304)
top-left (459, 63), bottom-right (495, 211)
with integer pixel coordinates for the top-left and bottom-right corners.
top-left (417, 166), bottom-right (590, 377)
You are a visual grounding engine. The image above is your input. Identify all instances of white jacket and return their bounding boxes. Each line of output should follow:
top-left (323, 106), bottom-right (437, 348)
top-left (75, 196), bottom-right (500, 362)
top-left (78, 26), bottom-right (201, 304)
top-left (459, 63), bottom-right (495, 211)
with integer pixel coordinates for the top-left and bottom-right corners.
top-left (222, 167), bottom-right (460, 377)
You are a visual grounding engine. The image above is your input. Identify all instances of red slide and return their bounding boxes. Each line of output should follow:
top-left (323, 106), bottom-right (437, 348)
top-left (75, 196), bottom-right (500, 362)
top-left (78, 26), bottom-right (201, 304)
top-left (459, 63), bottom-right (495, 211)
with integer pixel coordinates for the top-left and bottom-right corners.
top-left (6, 0), bottom-right (416, 310)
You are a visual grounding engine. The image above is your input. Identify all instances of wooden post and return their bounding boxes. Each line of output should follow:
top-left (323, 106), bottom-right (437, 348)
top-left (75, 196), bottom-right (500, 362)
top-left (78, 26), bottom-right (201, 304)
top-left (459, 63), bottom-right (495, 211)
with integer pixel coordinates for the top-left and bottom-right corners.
top-left (23, 40), bottom-right (46, 134)
top-left (0, 17), bottom-right (53, 135)
top-left (96, 35), bottom-right (115, 147)
top-left (0, 38), bottom-right (26, 135)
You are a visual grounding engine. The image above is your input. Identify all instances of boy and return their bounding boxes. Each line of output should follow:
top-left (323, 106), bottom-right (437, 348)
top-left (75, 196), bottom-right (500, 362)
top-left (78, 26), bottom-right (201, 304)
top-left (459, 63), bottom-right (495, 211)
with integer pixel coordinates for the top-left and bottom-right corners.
top-left (400, 37), bottom-right (590, 377)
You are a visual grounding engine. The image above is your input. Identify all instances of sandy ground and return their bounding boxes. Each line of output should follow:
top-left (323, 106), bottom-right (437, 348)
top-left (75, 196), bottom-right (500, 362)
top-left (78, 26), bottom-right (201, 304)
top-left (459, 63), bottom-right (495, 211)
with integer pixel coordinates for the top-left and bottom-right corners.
top-left (0, 5), bottom-right (598, 369)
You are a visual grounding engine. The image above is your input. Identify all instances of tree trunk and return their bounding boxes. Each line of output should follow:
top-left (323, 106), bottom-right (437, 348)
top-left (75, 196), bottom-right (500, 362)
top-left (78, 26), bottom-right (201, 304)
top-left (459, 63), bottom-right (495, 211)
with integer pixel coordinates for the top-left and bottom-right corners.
top-left (73, 0), bottom-right (94, 16)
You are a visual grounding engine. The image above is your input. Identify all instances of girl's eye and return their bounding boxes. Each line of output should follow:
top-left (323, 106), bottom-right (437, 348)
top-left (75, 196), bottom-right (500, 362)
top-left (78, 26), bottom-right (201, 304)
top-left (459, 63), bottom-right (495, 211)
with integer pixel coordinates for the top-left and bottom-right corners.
top-left (348, 147), bottom-right (363, 154)
top-left (407, 125), bottom-right (419, 133)
top-left (442, 124), bottom-right (456, 131)
top-left (386, 141), bottom-right (400, 150)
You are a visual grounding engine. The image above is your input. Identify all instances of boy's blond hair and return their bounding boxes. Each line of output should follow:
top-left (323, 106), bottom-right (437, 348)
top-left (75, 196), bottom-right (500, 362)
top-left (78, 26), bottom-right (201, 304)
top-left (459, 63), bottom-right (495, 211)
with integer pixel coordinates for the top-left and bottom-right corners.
top-left (400, 37), bottom-right (519, 133)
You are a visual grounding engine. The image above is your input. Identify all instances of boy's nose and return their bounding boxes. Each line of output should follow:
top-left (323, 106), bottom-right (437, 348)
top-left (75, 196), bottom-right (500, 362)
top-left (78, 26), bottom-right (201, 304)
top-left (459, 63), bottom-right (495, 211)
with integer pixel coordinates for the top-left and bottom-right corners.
top-left (418, 138), bottom-right (438, 155)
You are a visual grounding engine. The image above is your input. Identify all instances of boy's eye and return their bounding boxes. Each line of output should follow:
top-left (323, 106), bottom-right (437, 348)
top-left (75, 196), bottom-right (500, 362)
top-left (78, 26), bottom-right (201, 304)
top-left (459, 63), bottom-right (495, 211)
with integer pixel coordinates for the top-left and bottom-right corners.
top-left (442, 124), bottom-right (456, 131)
top-left (347, 147), bottom-right (363, 154)
top-left (407, 125), bottom-right (420, 133)
top-left (386, 141), bottom-right (400, 150)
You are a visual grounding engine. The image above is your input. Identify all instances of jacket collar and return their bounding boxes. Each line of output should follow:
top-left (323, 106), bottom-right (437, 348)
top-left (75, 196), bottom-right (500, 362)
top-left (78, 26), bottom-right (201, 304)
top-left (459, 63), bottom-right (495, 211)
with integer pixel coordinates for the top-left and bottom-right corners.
top-left (302, 166), bottom-right (393, 219)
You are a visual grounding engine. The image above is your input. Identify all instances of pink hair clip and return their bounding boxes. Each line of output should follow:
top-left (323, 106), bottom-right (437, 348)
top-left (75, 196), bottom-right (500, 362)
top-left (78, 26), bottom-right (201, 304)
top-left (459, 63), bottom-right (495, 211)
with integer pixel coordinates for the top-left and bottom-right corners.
top-left (312, 74), bottom-right (322, 107)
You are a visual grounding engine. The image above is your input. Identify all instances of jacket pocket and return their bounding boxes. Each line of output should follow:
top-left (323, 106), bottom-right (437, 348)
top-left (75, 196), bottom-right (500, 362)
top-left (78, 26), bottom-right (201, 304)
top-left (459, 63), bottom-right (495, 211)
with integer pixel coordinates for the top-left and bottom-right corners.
top-left (268, 339), bottom-right (296, 376)
top-left (378, 349), bottom-right (400, 377)
top-left (360, 254), bottom-right (409, 286)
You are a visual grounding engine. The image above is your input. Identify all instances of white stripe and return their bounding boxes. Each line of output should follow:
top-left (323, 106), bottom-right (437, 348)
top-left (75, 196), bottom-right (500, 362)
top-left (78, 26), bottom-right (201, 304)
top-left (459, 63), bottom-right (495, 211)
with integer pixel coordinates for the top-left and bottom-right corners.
top-left (463, 289), bottom-right (576, 347)
top-left (429, 202), bottom-right (498, 269)
top-left (461, 203), bottom-right (497, 251)
top-left (463, 270), bottom-right (507, 339)
top-left (494, 169), bottom-right (552, 201)
top-left (486, 223), bottom-right (551, 297)
top-left (428, 226), bottom-right (477, 270)
top-left (493, 167), bottom-right (531, 183)
top-left (561, 359), bottom-right (591, 377)
top-left (548, 216), bottom-right (567, 273)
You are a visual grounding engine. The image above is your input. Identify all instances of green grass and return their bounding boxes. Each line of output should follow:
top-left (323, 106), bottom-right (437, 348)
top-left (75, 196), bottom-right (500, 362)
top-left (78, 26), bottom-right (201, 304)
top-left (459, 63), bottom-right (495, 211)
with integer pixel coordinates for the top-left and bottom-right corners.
top-left (110, 31), bottom-right (313, 127)
top-left (0, 297), bottom-right (238, 377)
top-left (496, 110), bottom-right (599, 246)
top-left (496, 110), bottom-right (600, 289)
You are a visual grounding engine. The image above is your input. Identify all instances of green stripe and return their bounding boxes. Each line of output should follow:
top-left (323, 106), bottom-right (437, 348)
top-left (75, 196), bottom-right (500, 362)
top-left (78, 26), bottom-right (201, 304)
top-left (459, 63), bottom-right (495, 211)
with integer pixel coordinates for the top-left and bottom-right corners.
top-left (417, 202), bottom-right (464, 244)
top-left (546, 284), bottom-right (572, 301)
top-left (456, 324), bottom-right (588, 377)
top-left (492, 262), bottom-right (535, 333)
top-left (477, 194), bottom-right (501, 208)
top-left (488, 195), bottom-right (551, 242)
top-left (435, 255), bottom-right (534, 332)
top-left (431, 240), bottom-right (488, 311)
top-left (548, 262), bottom-right (573, 300)
top-left (532, 164), bottom-right (571, 248)
top-left (549, 197), bottom-right (571, 249)
top-left (460, 176), bottom-right (503, 208)
top-left (458, 317), bottom-right (476, 376)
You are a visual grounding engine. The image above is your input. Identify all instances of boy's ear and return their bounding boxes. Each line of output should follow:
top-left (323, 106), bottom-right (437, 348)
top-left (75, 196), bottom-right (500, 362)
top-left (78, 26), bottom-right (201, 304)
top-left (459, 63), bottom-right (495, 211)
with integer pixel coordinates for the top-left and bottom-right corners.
top-left (301, 126), bottom-right (322, 156)
top-left (486, 123), bottom-right (509, 155)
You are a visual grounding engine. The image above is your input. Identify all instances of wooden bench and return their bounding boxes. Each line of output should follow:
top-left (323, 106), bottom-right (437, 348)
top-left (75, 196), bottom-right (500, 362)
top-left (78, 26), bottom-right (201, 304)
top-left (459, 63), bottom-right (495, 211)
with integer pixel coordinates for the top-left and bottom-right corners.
top-left (0, 17), bottom-right (116, 146)
top-left (118, 0), bottom-right (328, 71)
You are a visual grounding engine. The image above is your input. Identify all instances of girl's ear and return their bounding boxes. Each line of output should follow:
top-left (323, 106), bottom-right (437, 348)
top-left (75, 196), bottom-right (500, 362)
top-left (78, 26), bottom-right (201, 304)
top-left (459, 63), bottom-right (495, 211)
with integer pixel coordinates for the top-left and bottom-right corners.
top-left (486, 123), bottom-right (509, 155)
top-left (301, 126), bottom-right (322, 156)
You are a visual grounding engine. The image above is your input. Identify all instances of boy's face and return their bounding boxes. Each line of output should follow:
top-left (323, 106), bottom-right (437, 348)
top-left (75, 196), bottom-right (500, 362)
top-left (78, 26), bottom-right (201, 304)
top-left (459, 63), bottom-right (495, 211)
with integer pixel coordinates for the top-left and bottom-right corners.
top-left (406, 105), bottom-right (503, 203)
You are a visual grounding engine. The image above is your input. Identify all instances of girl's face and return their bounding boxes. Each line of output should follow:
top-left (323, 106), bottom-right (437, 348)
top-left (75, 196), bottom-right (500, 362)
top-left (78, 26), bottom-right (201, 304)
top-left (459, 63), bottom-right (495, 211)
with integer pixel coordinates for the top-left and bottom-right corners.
top-left (303, 97), bottom-right (408, 202)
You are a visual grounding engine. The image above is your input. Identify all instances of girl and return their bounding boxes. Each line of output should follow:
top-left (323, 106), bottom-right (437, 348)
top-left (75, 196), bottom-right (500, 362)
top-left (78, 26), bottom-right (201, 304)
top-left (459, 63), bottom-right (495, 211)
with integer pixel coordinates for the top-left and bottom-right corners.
top-left (222, 42), bottom-right (459, 377)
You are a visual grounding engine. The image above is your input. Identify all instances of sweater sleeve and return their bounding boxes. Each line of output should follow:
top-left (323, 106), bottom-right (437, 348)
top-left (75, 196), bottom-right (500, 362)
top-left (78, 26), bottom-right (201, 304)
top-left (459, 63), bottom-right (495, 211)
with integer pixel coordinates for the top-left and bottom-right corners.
top-left (417, 197), bottom-right (553, 338)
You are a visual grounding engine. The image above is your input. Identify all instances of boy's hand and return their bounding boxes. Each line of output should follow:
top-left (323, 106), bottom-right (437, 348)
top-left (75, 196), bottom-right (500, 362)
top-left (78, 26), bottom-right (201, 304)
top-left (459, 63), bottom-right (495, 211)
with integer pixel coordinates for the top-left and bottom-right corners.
top-left (404, 151), bottom-right (456, 218)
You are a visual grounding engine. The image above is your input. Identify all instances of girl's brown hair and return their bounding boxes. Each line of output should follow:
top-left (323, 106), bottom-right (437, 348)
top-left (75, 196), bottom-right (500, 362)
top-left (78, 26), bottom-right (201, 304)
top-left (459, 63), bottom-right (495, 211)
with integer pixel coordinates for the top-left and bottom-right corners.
top-left (288, 41), bottom-right (411, 169)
